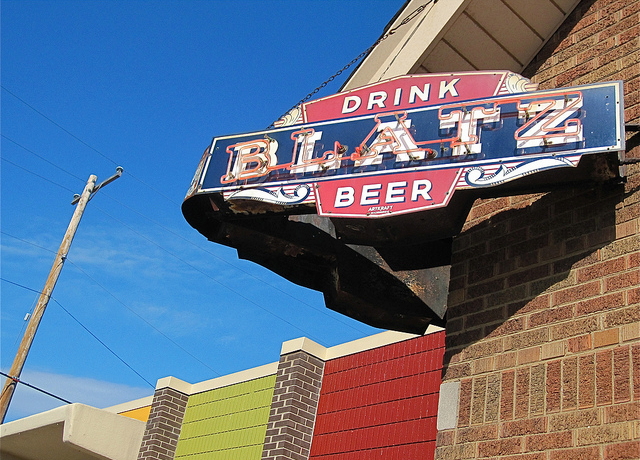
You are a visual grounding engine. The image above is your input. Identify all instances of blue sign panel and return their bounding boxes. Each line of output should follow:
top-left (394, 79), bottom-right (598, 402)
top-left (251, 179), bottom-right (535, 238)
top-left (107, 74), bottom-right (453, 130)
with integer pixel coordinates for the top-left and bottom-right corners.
top-left (188, 81), bottom-right (624, 217)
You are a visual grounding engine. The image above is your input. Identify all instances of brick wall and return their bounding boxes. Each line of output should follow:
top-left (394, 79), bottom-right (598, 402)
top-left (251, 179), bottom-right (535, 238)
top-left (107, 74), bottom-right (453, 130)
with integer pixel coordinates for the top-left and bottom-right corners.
top-left (310, 332), bottom-right (445, 460)
top-left (261, 350), bottom-right (325, 460)
top-left (138, 387), bottom-right (189, 460)
top-left (435, 0), bottom-right (639, 459)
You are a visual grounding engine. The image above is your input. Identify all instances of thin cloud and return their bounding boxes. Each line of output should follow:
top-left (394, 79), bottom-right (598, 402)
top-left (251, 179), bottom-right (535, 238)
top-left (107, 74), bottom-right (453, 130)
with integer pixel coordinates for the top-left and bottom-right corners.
top-left (3, 369), bottom-right (151, 423)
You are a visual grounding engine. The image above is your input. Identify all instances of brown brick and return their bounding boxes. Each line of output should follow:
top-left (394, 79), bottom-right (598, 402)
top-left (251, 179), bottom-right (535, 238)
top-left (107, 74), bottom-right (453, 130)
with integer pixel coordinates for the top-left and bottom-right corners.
top-left (435, 443), bottom-right (476, 460)
top-left (604, 305), bottom-right (640, 329)
top-left (489, 287), bottom-right (532, 313)
top-left (576, 257), bottom-right (626, 282)
top-left (488, 317), bottom-right (525, 338)
top-left (604, 401), bottom-right (640, 424)
top-left (436, 430), bottom-right (455, 447)
top-left (548, 446), bottom-right (600, 460)
top-left (577, 292), bottom-right (625, 316)
top-left (606, 270), bottom-right (640, 292)
top-left (633, 344), bottom-right (640, 401)
top-left (445, 362), bottom-right (471, 380)
top-left (529, 305), bottom-right (574, 328)
top-left (551, 317), bottom-right (599, 340)
top-left (578, 354), bottom-right (596, 409)
top-left (510, 294), bottom-right (550, 316)
top-left (502, 417), bottom-right (547, 438)
top-left (542, 341), bottom-right (566, 360)
top-left (485, 373), bottom-right (501, 422)
top-left (499, 453), bottom-right (546, 460)
top-left (518, 347), bottom-right (541, 365)
top-left (562, 357), bottom-right (578, 411)
top-left (547, 360), bottom-right (562, 413)
top-left (456, 424), bottom-right (499, 444)
top-left (597, 349), bottom-right (614, 406)
top-left (515, 367), bottom-right (530, 419)
top-left (613, 346), bottom-right (631, 403)
top-left (263, 350), bottom-right (324, 460)
top-left (604, 441), bottom-right (640, 460)
top-left (478, 438), bottom-right (522, 458)
top-left (553, 281), bottom-right (601, 305)
top-left (496, 351), bottom-right (517, 370)
top-left (471, 376), bottom-right (487, 425)
top-left (458, 378), bottom-right (472, 427)
top-left (577, 422), bottom-right (633, 446)
top-left (526, 431), bottom-right (573, 451)
top-left (549, 409), bottom-right (600, 432)
top-left (500, 371), bottom-right (515, 421)
top-left (568, 334), bottom-right (592, 353)
top-left (505, 329), bottom-right (549, 351)
top-left (594, 328), bottom-right (620, 348)
top-left (465, 306), bottom-right (506, 330)
top-left (529, 364), bottom-right (545, 416)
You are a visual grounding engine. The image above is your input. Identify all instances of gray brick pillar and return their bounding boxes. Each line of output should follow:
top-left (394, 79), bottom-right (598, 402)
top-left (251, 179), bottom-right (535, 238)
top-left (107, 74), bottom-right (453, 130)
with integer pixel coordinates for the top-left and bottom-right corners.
top-left (137, 387), bottom-right (188, 460)
top-left (261, 350), bottom-right (325, 460)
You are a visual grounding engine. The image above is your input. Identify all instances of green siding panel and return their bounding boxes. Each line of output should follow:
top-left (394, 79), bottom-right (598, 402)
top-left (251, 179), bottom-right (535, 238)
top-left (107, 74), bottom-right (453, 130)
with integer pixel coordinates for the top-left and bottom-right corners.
top-left (175, 375), bottom-right (276, 459)
top-left (176, 444), bottom-right (264, 460)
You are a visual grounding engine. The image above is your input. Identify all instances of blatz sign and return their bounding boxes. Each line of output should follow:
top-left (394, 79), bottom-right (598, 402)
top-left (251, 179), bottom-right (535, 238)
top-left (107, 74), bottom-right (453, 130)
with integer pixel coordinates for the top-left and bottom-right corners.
top-left (182, 71), bottom-right (626, 334)
top-left (185, 71), bottom-right (624, 220)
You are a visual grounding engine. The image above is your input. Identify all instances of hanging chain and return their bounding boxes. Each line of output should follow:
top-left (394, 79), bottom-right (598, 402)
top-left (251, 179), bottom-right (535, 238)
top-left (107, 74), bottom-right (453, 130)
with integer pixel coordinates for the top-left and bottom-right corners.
top-left (268, 0), bottom-right (436, 129)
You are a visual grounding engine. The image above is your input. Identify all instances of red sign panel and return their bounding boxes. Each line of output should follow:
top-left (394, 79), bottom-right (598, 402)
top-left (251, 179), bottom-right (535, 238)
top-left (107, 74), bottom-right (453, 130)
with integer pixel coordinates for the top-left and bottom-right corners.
top-left (300, 71), bottom-right (536, 123)
top-left (315, 168), bottom-right (462, 218)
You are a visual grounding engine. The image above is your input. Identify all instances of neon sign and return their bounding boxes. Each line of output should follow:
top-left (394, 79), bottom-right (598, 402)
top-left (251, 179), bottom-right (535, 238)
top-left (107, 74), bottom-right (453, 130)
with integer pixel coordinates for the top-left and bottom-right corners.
top-left (187, 78), bottom-right (624, 219)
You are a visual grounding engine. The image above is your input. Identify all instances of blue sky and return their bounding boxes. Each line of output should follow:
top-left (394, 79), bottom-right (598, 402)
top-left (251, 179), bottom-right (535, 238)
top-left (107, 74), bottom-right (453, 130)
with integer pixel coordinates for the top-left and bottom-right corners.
top-left (1, 0), bottom-right (405, 422)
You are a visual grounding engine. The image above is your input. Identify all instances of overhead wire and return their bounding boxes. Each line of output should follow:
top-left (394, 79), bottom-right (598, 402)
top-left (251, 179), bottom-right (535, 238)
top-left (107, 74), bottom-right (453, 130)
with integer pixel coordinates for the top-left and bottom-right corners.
top-left (1, 85), bottom-right (180, 206)
top-left (90, 202), bottom-right (329, 345)
top-left (0, 153), bottom-right (335, 345)
top-left (2, 94), bottom-right (370, 338)
top-left (2, 134), bottom-right (86, 183)
top-left (0, 371), bottom-right (72, 405)
top-left (0, 277), bottom-right (155, 388)
top-left (1, 231), bottom-right (221, 377)
top-left (0, 163), bottom-right (328, 390)
top-left (0, 6), bottom-right (432, 380)
top-left (95, 191), bottom-right (370, 335)
top-left (1, 156), bottom-right (77, 194)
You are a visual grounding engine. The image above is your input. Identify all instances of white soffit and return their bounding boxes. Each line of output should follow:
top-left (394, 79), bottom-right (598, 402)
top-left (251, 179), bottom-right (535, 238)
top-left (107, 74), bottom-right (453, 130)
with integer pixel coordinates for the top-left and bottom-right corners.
top-left (0, 404), bottom-right (145, 460)
top-left (345, 0), bottom-right (581, 89)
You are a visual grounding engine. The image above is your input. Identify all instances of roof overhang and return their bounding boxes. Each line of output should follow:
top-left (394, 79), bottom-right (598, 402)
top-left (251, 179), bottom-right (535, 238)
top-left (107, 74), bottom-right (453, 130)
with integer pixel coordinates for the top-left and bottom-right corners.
top-left (0, 404), bottom-right (145, 460)
top-left (344, 0), bottom-right (581, 89)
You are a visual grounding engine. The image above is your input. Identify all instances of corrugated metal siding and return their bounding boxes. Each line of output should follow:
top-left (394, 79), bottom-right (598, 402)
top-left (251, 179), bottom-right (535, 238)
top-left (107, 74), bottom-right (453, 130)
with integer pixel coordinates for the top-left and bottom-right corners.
top-left (309, 331), bottom-right (445, 460)
top-left (174, 375), bottom-right (276, 460)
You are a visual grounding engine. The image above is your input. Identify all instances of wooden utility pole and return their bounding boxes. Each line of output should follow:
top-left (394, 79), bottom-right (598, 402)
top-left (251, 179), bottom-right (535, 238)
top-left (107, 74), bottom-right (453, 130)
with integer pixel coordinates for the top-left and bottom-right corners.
top-left (0, 168), bottom-right (122, 423)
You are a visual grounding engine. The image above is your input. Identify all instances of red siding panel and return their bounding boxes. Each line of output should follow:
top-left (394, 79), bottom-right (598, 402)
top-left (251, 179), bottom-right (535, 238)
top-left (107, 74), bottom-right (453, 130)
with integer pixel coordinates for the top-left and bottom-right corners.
top-left (310, 331), bottom-right (445, 460)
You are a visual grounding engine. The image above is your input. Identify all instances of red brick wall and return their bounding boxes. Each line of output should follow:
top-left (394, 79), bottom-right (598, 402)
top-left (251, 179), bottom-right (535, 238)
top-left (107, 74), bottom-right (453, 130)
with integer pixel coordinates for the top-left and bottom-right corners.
top-left (309, 332), bottom-right (445, 460)
top-left (436, 0), bottom-right (639, 459)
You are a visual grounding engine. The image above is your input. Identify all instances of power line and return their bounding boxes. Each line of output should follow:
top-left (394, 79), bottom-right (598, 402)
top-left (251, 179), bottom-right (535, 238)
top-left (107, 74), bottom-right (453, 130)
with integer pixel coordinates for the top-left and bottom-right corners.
top-left (63, 260), bottom-right (222, 377)
top-left (2, 134), bottom-right (86, 183)
top-left (1, 157), bottom-right (77, 194)
top-left (95, 192), bottom-right (370, 335)
top-left (1, 134), bottom-right (367, 340)
top-left (1, 84), bottom-right (179, 206)
top-left (0, 277), bottom-right (155, 388)
top-left (1, 48), bottom-right (379, 346)
top-left (3, 115), bottom-right (369, 336)
top-left (1, 232), bottom-right (221, 376)
top-left (91, 203), bottom-right (330, 345)
top-left (0, 371), bottom-right (72, 405)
